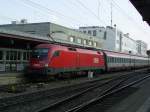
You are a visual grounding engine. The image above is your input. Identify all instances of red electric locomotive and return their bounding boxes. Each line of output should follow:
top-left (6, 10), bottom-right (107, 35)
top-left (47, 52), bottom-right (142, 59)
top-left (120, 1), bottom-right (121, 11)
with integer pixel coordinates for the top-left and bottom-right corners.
top-left (27, 44), bottom-right (105, 77)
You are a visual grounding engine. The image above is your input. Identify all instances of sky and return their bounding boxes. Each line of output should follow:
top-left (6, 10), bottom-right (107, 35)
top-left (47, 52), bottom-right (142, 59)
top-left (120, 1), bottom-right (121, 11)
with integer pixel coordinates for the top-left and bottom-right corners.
top-left (0, 0), bottom-right (150, 48)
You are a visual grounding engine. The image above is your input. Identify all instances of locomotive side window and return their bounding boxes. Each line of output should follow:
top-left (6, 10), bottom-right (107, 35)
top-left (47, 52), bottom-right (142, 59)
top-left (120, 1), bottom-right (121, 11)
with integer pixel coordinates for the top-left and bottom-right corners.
top-left (53, 51), bottom-right (60, 57)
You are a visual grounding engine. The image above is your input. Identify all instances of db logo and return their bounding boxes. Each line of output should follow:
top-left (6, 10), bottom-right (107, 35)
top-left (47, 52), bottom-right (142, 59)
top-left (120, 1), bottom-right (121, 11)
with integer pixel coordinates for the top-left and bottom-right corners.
top-left (93, 58), bottom-right (99, 63)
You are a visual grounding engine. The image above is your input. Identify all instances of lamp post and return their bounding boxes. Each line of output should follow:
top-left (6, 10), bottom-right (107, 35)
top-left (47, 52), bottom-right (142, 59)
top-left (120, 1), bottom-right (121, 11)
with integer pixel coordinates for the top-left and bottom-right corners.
top-left (129, 51), bottom-right (132, 70)
top-left (10, 39), bottom-right (14, 72)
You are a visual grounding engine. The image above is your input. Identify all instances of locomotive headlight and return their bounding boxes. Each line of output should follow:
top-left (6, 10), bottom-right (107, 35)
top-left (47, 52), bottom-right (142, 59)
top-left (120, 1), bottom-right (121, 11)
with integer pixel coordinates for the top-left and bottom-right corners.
top-left (45, 64), bottom-right (49, 67)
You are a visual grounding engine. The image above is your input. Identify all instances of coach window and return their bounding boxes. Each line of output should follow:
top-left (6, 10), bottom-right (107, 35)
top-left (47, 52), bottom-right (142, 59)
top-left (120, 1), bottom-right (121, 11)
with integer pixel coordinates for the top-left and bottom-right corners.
top-left (118, 58), bottom-right (120, 63)
top-left (117, 58), bottom-right (119, 63)
top-left (107, 57), bottom-right (109, 63)
top-left (109, 57), bottom-right (111, 63)
top-left (114, 58), bottom-right (116, 63)
top-left (111, 57), bottom-right (112, 63)
top-left (108, 57), bottom-right (110, 63)
top-left (107, 57), bottom-right (110, 63)
top-left (112, 57), bottom-right (114, 63)
top-left (128, 59), bottom-right (130, 63)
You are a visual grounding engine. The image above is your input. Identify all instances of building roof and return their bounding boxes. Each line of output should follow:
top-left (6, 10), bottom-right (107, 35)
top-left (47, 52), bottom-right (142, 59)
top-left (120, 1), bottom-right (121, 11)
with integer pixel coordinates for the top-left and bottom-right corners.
top-left (0, 28), bottom-right (51, 42)
top-left (130, 0), bottom-right (150, 25)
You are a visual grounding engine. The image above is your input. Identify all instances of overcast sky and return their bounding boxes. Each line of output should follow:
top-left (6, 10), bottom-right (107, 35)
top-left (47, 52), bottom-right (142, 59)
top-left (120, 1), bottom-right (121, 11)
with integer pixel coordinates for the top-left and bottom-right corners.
top-left (0, 0), bottom-right (150, 48)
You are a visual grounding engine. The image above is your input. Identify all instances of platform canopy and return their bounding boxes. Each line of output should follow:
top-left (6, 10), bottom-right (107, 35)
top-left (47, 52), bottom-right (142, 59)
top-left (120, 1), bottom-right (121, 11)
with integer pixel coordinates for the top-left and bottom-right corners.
top-left (130, 0), bottom-right (150, 25)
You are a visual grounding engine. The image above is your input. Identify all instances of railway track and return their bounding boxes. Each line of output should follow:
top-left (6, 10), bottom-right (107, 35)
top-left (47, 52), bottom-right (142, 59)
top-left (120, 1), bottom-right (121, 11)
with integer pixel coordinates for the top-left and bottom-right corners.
top-left (0, 69), bottom-right (149, 112)
top-left (35, 71), bottom-right (149, 112)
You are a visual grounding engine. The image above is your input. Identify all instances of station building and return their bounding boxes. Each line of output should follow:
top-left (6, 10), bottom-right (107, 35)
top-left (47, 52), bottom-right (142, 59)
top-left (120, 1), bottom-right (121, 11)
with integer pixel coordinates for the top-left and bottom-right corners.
top-left (136, 40), bottom-right (148, 56)
top-left (0, 22), bottom-right (103, 73)
top-left (0, 22), bottom-right (103, 48)
top-left (79, 26), bottom-right (148, 55)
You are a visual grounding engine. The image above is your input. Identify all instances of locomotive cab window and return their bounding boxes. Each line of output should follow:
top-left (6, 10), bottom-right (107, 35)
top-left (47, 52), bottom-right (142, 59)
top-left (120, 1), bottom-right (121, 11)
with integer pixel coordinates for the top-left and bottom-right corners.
top-left (32, 48), bottom-right (49, 59)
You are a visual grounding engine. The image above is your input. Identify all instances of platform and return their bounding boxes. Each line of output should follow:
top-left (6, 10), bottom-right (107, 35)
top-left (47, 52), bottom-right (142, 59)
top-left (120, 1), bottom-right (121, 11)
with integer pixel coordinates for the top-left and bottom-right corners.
top-left (0, 72), bottom-right (24, 85)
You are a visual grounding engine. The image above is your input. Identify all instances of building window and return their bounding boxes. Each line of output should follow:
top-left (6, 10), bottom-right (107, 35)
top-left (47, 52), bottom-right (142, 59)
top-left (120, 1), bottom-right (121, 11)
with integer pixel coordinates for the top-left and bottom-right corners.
top-left (88, 30), bottom-right (91, 35)
top-left (69, 37), bottom-right (74, 42)
top-left (83, 39), bottom-right (87, 45)
top-left (0, 51), bottom-right (3, 60)
top-left (93, 30), bottom-right (96, 36)
top-left (88, 41), bottom-right (92, 46)
top-left (25, 31), bottom-right (36, 34)
top-left (23, 52), bottom-right (27, 60)
top-left (83, 31), bottom-right (86, 34)
top-left (6, 51), bottom-right (10, 60)
top-left (17, 51), bottom-right (21, 60)
top-left (94, 42), bottom-right (97, 47)
top-left (104, 31), bottom-right (107, 40)
top-left (77, 38), bottom-right (82, 44)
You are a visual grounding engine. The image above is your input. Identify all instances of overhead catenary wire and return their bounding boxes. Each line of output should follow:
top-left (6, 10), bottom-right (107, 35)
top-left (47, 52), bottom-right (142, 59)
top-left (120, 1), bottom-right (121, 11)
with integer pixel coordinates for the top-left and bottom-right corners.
top-left (18, 0), bottom-right (89, 27)
top-left (98, 0), bottom-right (101, 20)
top-left (107, 0), bottom-right (150, 37)
top-left (75, 0), bottom-right (108, 26)
top-left (63, 0), bottom-right (95, 26)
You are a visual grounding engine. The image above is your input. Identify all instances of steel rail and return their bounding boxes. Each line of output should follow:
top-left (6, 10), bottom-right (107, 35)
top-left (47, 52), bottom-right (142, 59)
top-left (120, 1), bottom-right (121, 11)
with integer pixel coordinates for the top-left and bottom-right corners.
top-left (66, 74), bottom-right (150, 112)
top-left (36, 71), bottom-right (137, 112)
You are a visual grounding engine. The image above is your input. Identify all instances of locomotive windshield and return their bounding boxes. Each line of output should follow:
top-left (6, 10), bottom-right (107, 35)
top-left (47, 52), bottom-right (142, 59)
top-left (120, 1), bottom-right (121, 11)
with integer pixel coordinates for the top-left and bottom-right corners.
top-left (32, 48), bottom-right (49, 59)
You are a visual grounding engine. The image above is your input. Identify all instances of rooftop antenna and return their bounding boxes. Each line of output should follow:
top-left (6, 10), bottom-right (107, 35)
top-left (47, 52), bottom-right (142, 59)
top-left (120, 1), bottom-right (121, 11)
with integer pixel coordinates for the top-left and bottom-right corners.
top-left (110, 0), bottom-right (113, 27)
top-left (98, 0), bottom-right (101, 20)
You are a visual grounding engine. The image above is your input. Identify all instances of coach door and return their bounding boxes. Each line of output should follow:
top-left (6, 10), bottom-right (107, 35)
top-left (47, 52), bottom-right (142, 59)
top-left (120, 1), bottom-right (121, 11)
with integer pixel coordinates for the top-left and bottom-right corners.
top-left (76, 53), bottom-right (80, 70)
